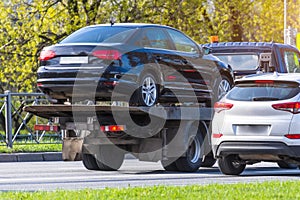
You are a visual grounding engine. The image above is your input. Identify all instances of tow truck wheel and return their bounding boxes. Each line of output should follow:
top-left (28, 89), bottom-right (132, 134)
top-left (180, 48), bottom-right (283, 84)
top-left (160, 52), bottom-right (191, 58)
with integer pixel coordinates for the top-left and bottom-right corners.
top-left (82, 153), bottom-right (99, 170)
top-left (218, 154), bottom-right (246, 175)
top-left (161, 158), bottom-right (178, 171)
top-left (175, 132), bottom-right (203, 172)
top-left (95, 145), bottom-right (125, 171)
top-left (201, 153), bottom-right (217, 168)
top-left (277, 161), bottom-right (298, 169)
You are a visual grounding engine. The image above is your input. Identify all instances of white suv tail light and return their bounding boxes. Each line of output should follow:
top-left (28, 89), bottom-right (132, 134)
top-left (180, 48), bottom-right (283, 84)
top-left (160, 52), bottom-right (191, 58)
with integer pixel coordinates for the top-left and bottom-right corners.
top-left (284, 134), bottom-right (300, 139)
top-left (214, 102), bottom-right (233, 113)
top-left (212, 133), bottom-right (223, 138)
top-left (272, 102), bottom-right (300, 114)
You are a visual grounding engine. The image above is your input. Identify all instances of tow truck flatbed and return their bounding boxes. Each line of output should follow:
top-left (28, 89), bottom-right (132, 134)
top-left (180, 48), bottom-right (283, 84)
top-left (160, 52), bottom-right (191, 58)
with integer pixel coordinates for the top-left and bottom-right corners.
top-left (24, 105), bottom-right (213, 121)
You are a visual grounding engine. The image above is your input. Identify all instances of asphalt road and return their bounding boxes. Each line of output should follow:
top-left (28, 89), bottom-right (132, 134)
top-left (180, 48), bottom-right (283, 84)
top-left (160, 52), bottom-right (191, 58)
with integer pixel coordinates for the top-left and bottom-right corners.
top-left (1, 159), bottom-right (300, 191)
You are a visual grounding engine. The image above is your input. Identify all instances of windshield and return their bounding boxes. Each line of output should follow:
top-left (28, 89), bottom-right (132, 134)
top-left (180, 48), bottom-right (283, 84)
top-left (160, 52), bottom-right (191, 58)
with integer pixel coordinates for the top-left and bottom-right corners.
top-left (283, 50), bottom-right (300, 73)
top-left (216, 54), bottom-right (259, 71)
top-left (227, 81), bottom-right (300, 101)
top-left (60, 26), bottom-right (136, 43)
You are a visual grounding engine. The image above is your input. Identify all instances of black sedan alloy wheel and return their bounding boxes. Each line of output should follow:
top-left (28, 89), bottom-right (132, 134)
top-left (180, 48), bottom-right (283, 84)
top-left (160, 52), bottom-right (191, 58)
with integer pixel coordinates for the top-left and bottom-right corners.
top-left (140, 74), bottom-right (158, 106)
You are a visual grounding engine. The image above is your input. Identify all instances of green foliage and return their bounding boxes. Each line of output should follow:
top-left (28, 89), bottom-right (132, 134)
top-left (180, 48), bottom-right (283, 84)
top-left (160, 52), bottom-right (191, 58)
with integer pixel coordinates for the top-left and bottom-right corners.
top-left (0, 143), bottom-right (62, 153)
top-left (0, 0), bottom-right (298, 92)
top-left (0, 181), bottom-right (300, 199)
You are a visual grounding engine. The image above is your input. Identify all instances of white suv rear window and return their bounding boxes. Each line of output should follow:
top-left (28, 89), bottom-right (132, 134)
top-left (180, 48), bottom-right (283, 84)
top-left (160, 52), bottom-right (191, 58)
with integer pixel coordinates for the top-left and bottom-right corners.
top-left (227, 81), bottom-right (300, 101)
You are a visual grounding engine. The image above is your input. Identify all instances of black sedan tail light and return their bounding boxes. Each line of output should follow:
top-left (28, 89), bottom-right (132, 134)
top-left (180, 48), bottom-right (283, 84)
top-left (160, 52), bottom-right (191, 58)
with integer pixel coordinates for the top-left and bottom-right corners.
top-left (92, 50), bottom-right (121, 60)
top-left (39, 49), bottom-right (56, 61)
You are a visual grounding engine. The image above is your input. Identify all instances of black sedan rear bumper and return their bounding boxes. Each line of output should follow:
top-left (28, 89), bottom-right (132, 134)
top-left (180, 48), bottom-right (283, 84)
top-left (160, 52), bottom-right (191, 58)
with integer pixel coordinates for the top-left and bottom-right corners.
top-left (37, 78), bottom-right (138, 101)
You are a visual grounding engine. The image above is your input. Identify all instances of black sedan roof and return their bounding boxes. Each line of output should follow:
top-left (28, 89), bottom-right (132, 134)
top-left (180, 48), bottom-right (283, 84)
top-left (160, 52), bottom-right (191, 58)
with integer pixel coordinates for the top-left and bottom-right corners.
top-left (87, 23), bottom-right (175, 29)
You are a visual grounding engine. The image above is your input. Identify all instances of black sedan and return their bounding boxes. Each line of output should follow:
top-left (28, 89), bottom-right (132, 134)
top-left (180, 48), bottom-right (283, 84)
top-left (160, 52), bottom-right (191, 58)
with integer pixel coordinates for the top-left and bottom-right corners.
top-left (37, 23), bottom-right (233, 106)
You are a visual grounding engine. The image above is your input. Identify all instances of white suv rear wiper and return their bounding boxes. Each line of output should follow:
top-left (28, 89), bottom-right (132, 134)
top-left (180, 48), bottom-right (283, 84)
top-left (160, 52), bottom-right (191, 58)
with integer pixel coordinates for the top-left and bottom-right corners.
top-left (252, 97), bottom-right (280, 101)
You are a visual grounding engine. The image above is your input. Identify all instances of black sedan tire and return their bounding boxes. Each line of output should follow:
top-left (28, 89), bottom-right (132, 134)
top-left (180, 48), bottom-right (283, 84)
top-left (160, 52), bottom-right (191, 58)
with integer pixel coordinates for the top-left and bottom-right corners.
top-left (218, 155), bottom-right (246, 175)
top-left (216, 75), bottom-right (232, 101)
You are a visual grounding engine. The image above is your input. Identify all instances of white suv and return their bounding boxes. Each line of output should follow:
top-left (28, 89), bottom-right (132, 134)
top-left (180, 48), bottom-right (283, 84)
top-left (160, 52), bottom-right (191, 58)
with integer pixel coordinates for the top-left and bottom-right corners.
top-left (212, 72), bottom-right (300, 175)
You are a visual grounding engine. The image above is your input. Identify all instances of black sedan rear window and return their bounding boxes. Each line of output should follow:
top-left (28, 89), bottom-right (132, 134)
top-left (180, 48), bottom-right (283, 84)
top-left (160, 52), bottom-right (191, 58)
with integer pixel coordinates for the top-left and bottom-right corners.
top-left (60, 27), bottom-right (136, 43)
top-left (227, 81), bottom-right (300, 101)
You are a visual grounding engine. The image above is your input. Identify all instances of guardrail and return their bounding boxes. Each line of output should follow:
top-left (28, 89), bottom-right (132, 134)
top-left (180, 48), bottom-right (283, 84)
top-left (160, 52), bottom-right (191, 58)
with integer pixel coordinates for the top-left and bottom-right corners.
top-left (1, 91), bottom-right (61, 148)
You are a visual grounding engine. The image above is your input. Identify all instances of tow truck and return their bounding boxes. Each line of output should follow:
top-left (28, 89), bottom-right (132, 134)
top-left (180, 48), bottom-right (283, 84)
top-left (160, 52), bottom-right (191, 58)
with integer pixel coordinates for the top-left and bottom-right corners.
top-left (203, 42), bottom-right (300, 77)
top-left (24, 104), bottom-right (214, 172)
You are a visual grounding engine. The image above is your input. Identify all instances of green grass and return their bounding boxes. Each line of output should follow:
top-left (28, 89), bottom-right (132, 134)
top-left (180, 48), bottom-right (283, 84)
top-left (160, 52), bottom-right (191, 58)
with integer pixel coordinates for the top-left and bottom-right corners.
top-left (0, 143), bottom-right (62, 153)
top-left (0, 181), bottom-right (299, 199)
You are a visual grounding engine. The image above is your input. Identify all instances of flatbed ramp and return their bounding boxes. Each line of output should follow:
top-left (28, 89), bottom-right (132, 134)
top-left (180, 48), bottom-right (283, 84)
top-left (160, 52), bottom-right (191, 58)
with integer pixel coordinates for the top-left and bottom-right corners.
top-left (24, 105), bottom-right (213, 121)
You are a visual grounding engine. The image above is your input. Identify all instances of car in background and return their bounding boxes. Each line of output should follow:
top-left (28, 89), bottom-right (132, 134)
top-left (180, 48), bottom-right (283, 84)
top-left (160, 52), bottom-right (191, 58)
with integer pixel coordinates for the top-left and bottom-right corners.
top-left (37, 23), bottom-right (233, 106)
top-left (212, 72), bottom-right (300, 175)
top-left (202, 42), bottom-right (300, 79)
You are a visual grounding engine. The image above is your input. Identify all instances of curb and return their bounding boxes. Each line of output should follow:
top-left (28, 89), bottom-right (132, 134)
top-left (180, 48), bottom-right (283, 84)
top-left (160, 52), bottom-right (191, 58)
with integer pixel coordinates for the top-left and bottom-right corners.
top-left (0, 152), bottom-right (136, 162)
top-left (0, 152), bottom-right (62, 162)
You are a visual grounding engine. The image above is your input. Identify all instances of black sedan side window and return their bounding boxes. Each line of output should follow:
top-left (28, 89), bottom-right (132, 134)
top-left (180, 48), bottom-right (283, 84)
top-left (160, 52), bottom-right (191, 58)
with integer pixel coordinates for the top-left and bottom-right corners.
top-left (138, 28), bottom-right (173, 50)
top-left (166, 29), bottom-right (198, 54)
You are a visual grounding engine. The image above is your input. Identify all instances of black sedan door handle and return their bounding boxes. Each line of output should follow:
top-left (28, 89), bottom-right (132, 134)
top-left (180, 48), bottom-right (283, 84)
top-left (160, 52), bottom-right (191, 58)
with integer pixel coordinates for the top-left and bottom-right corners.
top-left (181, 59), bottom-right (188, 64)
top-left (155, 56), bottom-right (162, 61)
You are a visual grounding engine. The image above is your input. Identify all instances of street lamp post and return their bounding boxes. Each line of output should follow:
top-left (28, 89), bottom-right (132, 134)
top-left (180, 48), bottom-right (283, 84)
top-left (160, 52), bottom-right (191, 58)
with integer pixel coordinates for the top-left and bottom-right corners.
top-left (284, 0), bottom-right (287, 44)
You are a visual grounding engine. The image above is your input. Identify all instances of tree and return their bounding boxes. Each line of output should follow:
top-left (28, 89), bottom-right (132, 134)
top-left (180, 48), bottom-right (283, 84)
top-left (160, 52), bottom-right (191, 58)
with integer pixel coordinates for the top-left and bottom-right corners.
top-left (0, 0), bottom-right (110, 92)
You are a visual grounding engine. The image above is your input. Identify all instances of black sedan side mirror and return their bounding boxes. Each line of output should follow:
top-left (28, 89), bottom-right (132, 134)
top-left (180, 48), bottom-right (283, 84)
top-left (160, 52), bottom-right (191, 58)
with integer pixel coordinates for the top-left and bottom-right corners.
top-left (202, 46), bottom-right (212, 55)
